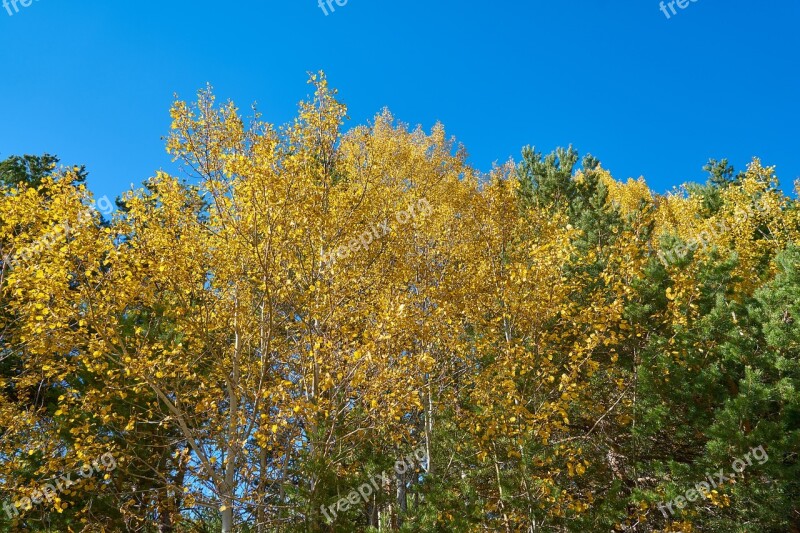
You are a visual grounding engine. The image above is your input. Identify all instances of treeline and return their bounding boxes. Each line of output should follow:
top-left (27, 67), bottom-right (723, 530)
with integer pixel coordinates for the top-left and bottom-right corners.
top-left (1, 74), bottom-right (798, 532)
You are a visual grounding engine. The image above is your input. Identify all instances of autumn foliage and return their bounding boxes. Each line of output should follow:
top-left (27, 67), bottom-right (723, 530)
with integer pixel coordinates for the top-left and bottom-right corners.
top-left (1, 74), bottom-right (798, 532)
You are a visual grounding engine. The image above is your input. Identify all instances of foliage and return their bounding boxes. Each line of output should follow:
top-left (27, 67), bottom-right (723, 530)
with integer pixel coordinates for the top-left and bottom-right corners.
top-left (0, 75), bottom-right (798, 532)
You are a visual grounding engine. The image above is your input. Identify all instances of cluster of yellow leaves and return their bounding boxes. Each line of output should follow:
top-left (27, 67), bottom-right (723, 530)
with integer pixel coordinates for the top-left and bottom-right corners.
top-left (2, 74), bottom-right (795, 531)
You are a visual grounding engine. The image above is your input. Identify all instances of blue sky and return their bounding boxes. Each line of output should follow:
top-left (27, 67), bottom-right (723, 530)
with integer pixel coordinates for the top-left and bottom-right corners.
top-left (1, 0), bottom-right (798, 202)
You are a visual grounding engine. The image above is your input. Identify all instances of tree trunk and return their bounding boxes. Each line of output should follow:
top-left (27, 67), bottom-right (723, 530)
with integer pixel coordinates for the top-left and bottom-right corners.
top-left (396, 468), bottom-right (407, 527)
top-left (221, 500), bottom-right (234, 533)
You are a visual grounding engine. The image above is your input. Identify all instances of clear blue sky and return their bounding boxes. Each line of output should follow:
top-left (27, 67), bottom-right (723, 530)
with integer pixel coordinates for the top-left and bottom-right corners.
top-left (1, 0), bottom-right (798, 202)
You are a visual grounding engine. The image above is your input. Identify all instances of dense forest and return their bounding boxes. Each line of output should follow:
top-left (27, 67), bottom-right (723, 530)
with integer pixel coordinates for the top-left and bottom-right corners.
top-left (1, 74), bottom-right (798, 532)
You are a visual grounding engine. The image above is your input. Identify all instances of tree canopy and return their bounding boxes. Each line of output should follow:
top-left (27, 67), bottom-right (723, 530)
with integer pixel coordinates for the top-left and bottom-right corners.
top-left (1, 74), bottom-right (798, 532)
